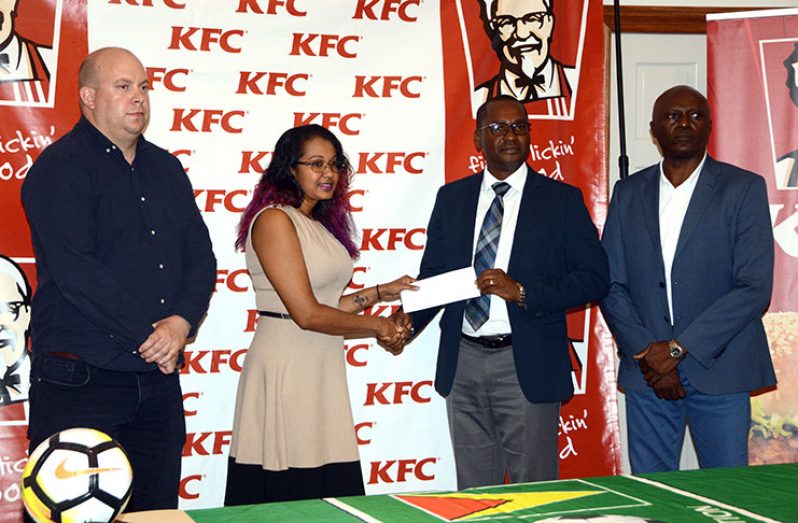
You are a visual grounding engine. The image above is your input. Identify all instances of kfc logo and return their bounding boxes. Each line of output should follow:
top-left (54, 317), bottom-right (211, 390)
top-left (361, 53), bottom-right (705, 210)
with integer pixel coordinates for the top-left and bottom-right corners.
top-left (353, 0), bottom-right (420, 22)
top-left (194, 189), bottom-right (250, 212)
top-left (0, 0), bottom-right (60, 107)
top-left (239, 151), bottom-right (272, 174)
top-left (290, 33), bottom-right (360, 59)
top-left (347, 266), bottom-right (368, 289)
top-left (235, 0), bottom-right (306, 16)
top-left (244, 309), bottom-right (259, 332)
top-left (147, 67), bottom-right (190, 92)
top-left (171, 109), bottom-right (245, 133)
top-left (236, 71), bottom-right (308, 96)
top-left (363, 380), bottom-right (433, 405)
top-left (773, 41), bottom-right (798, 188)
top-left (345, 342), bottom-right (370, 367)
top-left (368, 458), bottom-right (437, 484)
top-left (170, 149), bottom-right (192, 173)
top-left (179, 475), bottom-right (202, 500)
top-left (181, 349), bottom-right (247, 374)
top-left (348, 189), bottom-right (366, 212)
top-left (215, 269), bottom-right (250, 293)
top-left (360, 228), bottom-right (425, 251)
top-left (183, 391), bottom-right (200, 416)
top-left (567, 305), bottom-right (590, 395)
top-left (355, 152), bottom-right (426, 174)
top-left (168, 26), bottom-right (244, 53)
top-left (355, 421), bottom-right (375, 444)
top-left (107, 0), bottom-right (185, 8)
top-left (293, 112), bottom-right (362, 136)
top-left (362, 304), bottom-right (401, 317)
top-left (770, 204), bottom-right (798, 257)
top-left (458, 0), bottom-right (586, 120)
top-left (353, 75), bottom-right (422, 98)
top-left (183, 431), bottom-right (232, 457)
top-left (0, 255), bottom-right (30, 407)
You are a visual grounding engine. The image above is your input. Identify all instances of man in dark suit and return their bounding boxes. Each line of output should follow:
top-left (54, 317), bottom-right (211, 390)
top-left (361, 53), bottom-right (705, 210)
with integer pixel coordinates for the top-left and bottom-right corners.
top-left (600, 85), bottom-right (776, 473)
top-left (393, 95), bottom-right (608, 488)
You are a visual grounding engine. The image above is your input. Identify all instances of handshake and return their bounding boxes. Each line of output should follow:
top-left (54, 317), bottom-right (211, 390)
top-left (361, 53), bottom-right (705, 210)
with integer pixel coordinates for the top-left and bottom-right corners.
top-left (376, 310), bottom-right (414, 356)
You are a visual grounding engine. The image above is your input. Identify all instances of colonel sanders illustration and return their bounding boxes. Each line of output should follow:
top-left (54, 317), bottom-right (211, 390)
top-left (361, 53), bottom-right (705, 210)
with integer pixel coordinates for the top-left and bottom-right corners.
top-left (776, 42), bottom-right (798, 188)
top-left (0, 255), bottom-right (30, 405)
top-left (474, 0), bottom-right (576, 113)
top-left (0, 0), bottom-right (55, 106)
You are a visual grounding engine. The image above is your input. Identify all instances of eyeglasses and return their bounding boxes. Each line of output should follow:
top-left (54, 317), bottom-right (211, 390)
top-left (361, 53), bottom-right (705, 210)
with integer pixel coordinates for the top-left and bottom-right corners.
top-left (490, 11), bottom-right (550, 34)
top-left (295, 160), bottom-right (342, 174)
top-left (476, 122), bottom-right (531, 136)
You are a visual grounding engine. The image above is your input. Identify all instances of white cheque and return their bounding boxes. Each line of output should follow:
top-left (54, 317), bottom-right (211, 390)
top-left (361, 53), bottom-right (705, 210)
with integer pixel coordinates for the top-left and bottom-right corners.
top-left (400, 267), bottom-right (480, 313)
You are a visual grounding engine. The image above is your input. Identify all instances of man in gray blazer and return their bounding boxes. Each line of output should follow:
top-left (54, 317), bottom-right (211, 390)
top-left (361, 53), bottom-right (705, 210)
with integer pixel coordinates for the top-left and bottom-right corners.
top-left (601, 85), bottom-right (776, 473)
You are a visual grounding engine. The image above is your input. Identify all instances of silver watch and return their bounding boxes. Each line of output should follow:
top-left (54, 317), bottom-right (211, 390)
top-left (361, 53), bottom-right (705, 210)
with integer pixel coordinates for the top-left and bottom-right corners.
top-left (669, 340), bottom-right (686, 359)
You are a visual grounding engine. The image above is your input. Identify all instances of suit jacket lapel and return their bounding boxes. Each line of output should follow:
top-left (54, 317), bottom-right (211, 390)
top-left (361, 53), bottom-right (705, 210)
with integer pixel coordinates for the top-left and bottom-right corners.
top-left (673, 156), bottom-right (719, 260)
top-left (454, 172), bottom-right (483, 267)
top-left (640, 165), bottom-right (663, 266)
top-left (508, 165), bottom-right (543, 273)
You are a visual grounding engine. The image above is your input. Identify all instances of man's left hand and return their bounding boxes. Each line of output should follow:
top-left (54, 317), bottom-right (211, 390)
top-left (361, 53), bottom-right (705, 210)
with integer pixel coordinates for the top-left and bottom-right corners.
top-left (634, 340), bottom-right (682, 376)
top-left (476, 269), bottom-right (521, 302)
top-left (138, 315), bottom-right (191, 374)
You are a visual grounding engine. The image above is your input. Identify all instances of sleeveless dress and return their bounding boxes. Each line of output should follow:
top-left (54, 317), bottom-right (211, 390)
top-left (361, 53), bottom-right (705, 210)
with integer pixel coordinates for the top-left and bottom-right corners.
top-left (229, 206), bottom-right (360, 471)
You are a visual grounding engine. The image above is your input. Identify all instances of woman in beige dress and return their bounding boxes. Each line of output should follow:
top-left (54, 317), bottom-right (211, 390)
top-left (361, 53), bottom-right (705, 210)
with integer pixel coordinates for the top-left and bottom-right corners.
top-left (225, 124), bottom-right (414, 504)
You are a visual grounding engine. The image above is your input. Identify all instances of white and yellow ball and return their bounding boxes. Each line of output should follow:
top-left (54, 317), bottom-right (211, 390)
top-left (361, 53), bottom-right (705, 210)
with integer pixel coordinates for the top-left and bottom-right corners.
top-left (21, 428), bottom-right (133, 523)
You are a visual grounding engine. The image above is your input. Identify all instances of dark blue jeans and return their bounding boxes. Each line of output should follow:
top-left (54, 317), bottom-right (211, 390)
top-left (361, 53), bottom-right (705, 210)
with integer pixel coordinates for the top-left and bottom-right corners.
top-left (27, 354), bottom-right (185, 512)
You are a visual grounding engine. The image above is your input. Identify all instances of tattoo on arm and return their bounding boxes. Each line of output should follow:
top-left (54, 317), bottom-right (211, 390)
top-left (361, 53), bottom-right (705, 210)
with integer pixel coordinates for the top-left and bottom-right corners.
top-left (353, 294), bottom-right (368, 308)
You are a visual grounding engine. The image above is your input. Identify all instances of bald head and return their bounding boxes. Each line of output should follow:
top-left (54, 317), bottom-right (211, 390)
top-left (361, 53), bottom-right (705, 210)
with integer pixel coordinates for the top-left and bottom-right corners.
top-left (78, 47), bottom-right (143, 89)
top-left (650, 85), bottom-right (711, 164)
top-left (652, 85), bottom-right (709, 120)
top-left (77, 47), bottom-right (150, 153)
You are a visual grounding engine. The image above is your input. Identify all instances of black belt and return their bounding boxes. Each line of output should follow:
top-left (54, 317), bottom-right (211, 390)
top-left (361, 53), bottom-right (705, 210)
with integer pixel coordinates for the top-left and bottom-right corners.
top-left (258, 310), bottom-right (292, 320)
top-left (461, 333), bottom-right (512, 349)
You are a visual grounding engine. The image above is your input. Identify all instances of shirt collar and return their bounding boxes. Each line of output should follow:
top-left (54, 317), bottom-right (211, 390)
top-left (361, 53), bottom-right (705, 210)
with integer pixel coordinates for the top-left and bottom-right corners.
top-left (76, 116), bottom-right (151, 155)
top-left (659, 152), bottom-right (706, 191)
top-left (483, 163), bottom-right (527, 195)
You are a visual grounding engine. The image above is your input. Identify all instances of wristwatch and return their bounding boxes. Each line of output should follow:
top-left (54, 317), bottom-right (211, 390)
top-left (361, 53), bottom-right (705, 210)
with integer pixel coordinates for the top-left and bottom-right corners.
top-left (668, 340), bottom-right (686, 359)
top-left (516, 282), bottom-right (527, 309)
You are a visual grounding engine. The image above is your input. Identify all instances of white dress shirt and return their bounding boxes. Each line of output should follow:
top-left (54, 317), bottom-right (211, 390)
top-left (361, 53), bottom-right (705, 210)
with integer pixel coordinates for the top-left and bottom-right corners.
top-left (462, 164), bottom-right (527, 336)
top-left (659, 154), bottom-right (705, 323)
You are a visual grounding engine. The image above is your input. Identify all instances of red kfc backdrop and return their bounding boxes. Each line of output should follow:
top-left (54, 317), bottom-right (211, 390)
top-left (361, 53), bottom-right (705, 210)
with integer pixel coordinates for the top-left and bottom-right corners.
top-left (440, 0), bottom-right (621, 478)
top-left (708, 8), bottom-right (798, 467)
top-left (1, 0), bottom-right (85, 518)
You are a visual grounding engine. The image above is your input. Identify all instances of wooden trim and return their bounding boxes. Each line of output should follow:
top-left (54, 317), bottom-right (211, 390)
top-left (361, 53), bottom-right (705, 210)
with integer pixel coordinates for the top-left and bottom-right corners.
top-left (602, 6), bottom-right (780, 34)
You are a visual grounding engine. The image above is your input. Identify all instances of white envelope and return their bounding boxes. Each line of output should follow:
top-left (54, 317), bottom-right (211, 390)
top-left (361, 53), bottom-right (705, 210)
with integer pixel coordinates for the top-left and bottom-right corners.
top-left (400, 267), bottom-right (480, 313)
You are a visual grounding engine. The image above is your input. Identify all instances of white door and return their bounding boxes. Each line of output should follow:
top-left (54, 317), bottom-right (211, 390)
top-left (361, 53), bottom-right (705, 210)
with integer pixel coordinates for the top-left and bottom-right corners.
top-left (608, 31), bottom-right (707, 473)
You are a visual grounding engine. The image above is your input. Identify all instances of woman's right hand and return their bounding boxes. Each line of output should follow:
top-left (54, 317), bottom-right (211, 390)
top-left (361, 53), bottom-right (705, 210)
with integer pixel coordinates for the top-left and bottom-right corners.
top-left (375, 317), bottom-right (407, 355)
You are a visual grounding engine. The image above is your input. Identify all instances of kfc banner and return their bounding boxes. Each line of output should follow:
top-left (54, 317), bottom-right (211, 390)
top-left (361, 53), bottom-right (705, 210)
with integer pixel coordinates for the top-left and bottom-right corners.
top-left (708, 8), bottom-right (798, 467)
top-left (439, 0), bottom-right (619, 479)
top-left (0, 0), bottom-right (615, 515)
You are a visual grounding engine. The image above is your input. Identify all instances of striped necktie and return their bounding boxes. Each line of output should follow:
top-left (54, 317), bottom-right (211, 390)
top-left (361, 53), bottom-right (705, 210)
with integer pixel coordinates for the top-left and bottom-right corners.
top-left (464, 181), bottom-right (511, 330)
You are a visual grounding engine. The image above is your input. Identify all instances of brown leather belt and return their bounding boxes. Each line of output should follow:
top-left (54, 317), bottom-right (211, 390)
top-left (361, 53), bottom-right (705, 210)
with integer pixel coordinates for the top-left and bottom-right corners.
top-left (461, 333), bottom-right (513, 349)
top-left (46, 351), bottom-right (81, 360)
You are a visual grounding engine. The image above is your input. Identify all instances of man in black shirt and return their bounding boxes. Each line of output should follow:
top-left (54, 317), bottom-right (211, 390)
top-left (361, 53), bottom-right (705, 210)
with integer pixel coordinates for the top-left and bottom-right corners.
top-left (21, 47), bottom-right (216, 511)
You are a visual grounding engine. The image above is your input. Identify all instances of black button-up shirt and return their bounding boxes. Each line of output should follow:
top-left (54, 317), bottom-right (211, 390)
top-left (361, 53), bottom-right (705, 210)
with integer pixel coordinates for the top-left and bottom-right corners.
top-left (22, 117), bottom-right (216, 371)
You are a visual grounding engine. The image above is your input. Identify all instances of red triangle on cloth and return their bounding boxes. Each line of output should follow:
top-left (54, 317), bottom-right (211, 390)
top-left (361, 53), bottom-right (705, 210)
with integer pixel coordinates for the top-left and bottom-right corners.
top-left (396, 495), bottom-right (507, 520)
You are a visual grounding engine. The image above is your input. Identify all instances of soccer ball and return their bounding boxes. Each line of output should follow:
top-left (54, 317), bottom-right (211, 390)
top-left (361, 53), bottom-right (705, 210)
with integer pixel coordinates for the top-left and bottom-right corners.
top-left (21, 428), bottom-right (133, 523)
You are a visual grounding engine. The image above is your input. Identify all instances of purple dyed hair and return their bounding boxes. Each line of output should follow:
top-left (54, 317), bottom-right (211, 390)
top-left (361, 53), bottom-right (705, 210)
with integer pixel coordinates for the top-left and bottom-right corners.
top-left (235, 124), bottom-right (359, 258)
